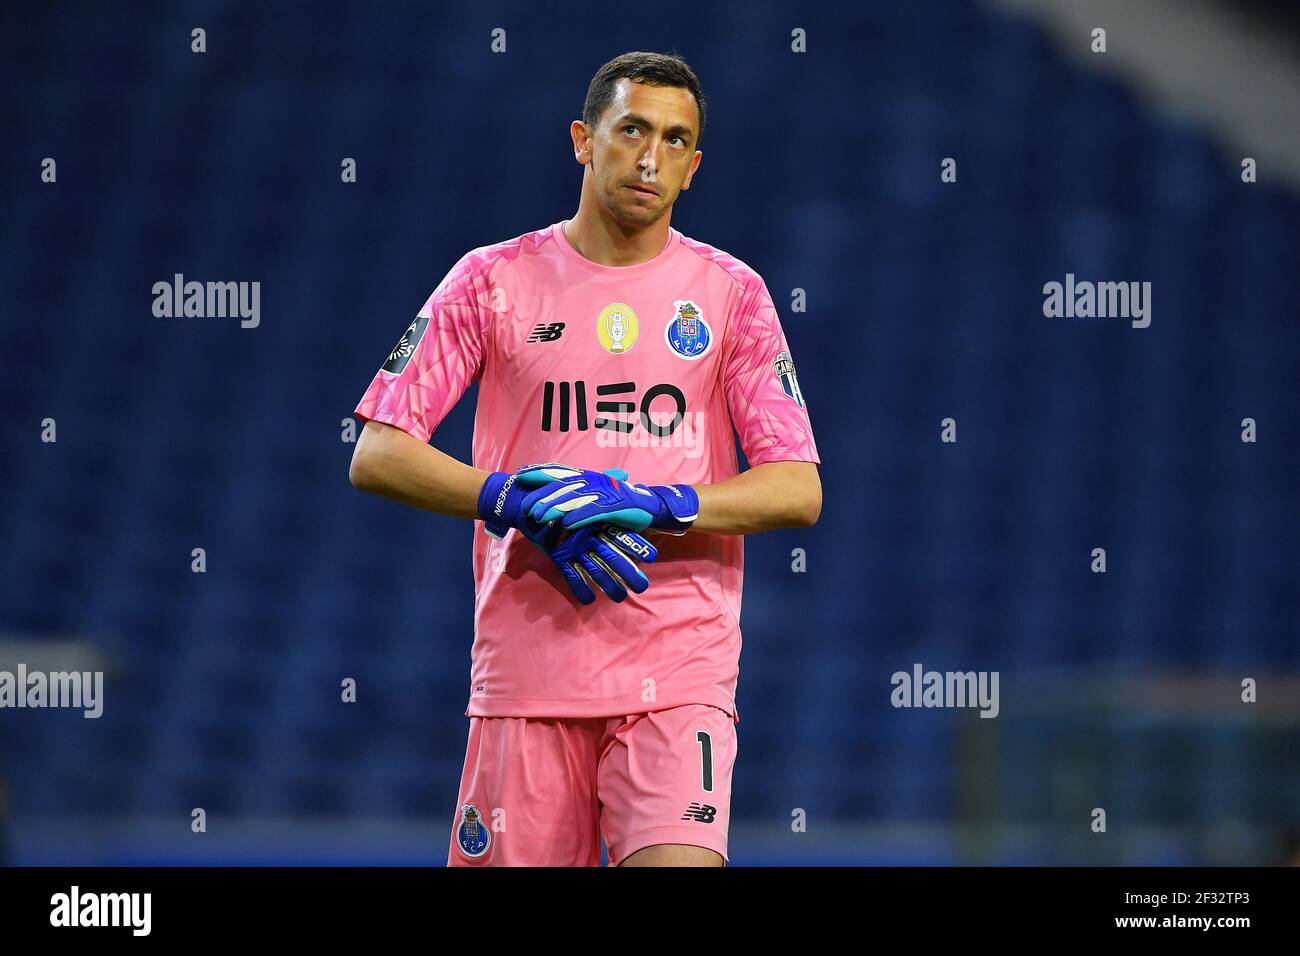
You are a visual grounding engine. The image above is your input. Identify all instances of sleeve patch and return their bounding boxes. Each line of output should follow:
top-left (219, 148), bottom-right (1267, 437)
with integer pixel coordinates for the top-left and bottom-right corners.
top-left (382, 314), bottom-right (430, 374)
top-left (773, 350), bottom-right (805, 408)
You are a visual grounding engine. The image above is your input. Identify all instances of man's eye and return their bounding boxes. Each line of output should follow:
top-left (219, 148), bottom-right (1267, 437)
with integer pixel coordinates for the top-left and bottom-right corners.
top-left (623, 125), bottom-right (641, 136)
top-left (670, 136), bottom-right (684, 147)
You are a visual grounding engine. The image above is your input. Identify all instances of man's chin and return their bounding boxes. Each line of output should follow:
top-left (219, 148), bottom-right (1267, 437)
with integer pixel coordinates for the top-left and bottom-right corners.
top-left (613, 200), bottom-right (663, 227)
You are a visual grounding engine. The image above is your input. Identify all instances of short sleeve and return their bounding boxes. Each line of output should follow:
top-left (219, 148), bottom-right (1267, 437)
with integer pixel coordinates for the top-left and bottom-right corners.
top-left (722, 276), bottom-right (820, 466)
top-left (352, 251), bottom-right (490, 444)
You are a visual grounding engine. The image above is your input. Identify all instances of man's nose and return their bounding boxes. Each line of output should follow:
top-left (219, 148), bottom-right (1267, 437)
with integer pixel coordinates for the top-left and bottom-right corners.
top-left (638, 149), bottom-right (660, 181)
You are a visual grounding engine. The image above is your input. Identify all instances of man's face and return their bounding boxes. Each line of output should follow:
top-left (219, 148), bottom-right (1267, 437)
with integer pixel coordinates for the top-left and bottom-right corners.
top-left (576, 78), bottom-right (703, 227)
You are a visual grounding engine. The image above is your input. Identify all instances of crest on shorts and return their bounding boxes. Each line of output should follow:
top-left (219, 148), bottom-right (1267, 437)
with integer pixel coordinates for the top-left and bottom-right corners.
top-left (456, 803), bottom-right (491, 858)
top-left (665, 300), bottom-right (713, 360)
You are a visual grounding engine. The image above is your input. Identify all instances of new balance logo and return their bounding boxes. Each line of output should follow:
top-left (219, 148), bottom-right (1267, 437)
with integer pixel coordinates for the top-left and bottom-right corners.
top-left (681, 803), bottom-right (717, 823)
top-left (527, 322), bottom-right (565, 343)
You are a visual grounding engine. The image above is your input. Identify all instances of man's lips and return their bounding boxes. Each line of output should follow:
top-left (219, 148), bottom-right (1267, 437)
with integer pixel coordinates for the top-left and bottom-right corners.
top-left (625, 184), bottom-right (659, 197)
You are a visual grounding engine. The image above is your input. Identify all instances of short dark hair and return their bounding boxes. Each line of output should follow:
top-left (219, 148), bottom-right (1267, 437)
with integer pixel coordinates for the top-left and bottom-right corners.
top-left (582, 51), bottom-right (706, 146)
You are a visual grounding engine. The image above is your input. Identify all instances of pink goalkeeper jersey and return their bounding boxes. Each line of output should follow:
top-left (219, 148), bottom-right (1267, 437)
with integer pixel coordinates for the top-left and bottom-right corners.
top-left (353, 220), bottom-right (819, 723)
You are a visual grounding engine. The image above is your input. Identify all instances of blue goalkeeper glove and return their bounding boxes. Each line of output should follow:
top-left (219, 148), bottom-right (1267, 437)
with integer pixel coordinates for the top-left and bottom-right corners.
top-left (531, 521), bottom-right (657, 605)
top-left (515, 465), bottom-right (699, 534)
top-left (478, 463), bottom-right (573, 539)
top-left (478, 464), bottom-right (657, 604)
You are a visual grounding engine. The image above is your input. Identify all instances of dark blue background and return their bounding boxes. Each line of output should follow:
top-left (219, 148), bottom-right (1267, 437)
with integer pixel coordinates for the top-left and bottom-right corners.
top-left (0, 0), bottom-right (1295, 864)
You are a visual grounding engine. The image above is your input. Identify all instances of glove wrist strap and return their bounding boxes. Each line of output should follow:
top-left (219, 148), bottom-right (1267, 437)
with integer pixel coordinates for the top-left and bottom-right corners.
top-left (478, 471), bottom-right (518, 538)
top-left (649, 484), bottom-right (699, 533)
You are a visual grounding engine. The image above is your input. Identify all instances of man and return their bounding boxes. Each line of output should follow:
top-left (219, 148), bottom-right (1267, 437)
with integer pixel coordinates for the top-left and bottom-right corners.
top-left (349, 51), bottom-right (821, 867)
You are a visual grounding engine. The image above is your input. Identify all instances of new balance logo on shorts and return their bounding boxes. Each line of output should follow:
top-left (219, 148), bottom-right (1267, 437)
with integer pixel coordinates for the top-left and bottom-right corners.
top-left (527, 322), bottom-right (565, 343)
top-left (681, 803), bottom-right (717, 823)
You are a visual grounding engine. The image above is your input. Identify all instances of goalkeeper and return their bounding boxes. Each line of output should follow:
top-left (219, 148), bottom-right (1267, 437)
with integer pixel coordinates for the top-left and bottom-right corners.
top-left (348, 51), bottom-right (820, 868)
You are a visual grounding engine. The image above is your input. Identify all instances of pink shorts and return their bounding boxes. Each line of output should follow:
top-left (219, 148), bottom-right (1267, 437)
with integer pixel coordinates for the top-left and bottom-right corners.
top-left (447, 703), bottom-right (735, 866)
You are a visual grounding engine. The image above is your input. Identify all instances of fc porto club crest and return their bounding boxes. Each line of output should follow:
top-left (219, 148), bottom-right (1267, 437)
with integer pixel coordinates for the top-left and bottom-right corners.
top-left (773, 350), bottom-right (805, 407)
top-left (665, 299), bottom-right (712, 360)
top-left (596, 302), bottom-right (639, 354)
top-left (456, 804), bottom-right (491, 858)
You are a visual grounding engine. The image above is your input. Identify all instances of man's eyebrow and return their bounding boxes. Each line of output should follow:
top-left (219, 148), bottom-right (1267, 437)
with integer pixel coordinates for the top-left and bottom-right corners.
top-left (616, 112), bottom-right (694, 140)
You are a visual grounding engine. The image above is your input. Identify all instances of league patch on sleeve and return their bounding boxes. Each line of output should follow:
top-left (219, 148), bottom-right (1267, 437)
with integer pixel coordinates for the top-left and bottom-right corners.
top-left (382, 314), bottom-right (429, 374)
top-left (773, 350), bottom-right (805, 408)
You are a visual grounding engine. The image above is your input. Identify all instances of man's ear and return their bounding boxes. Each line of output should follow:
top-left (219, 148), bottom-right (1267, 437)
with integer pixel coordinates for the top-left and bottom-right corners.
top-left (680, 150), bottom-right (703, 190)
top-left (570, 120), bottom-right (593, 165)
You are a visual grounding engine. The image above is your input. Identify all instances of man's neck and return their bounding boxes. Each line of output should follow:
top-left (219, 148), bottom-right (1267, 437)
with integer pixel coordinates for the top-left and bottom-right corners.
top-left (563, 202), bottom-right (672, 267)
